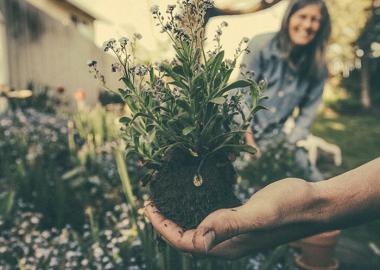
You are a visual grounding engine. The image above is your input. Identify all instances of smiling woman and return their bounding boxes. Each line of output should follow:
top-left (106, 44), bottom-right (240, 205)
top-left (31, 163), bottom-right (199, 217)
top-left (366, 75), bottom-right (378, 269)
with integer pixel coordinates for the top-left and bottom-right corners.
top-left (242, 0), bottom-right (331, 181)
top-left (288, 4), bottom-right (322, 46)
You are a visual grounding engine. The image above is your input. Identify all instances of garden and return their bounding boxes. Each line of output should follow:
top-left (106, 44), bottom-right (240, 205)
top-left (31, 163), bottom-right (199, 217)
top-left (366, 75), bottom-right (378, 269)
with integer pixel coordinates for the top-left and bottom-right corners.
top-left (1, 0), bottom-right (380, 269)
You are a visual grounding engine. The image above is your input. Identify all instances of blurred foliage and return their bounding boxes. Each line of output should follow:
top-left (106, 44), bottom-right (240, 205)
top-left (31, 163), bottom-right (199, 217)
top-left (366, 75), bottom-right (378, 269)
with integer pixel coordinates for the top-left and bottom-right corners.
top-left (326, 0), bottom-right (372, 76)
top-left (356, 1), bottom-right (380, 57)
top-left (237, 142), bottom-right (308, 190)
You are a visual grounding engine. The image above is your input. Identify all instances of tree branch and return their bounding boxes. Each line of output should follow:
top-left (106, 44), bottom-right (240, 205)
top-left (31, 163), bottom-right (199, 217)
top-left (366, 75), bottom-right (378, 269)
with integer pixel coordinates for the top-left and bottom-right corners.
top-left (205, 0), bottom-right (284, 24)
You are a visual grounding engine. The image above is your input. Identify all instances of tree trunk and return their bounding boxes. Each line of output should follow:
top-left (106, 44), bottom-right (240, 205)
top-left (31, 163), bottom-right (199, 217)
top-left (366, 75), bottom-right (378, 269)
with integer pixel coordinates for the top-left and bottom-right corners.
top-left (360, 57), bottom-right (371, 109)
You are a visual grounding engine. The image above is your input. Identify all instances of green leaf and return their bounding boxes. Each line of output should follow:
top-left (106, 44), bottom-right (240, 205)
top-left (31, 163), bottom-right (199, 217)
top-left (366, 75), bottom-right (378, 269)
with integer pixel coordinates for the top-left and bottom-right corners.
top-left (118, 88), bottom-right (129, 99)
top-left (182, 126), bottom-right (196, 136)
top-left (207, 130), bottom-right (247, 146)
top-left (209, 51), bottom-right (224, 80)
top-left (169, 80), bottom-right (188, 90)
top-left (209, 97), bottom-right (226, 105)
top-left (144, 161), bottom-right (161, 170)
top-left (192, 72), bottom-right (206, 90)
top-left (220, 80), bottom-right (252, 94)
top-left (173, 65), bottom-right (185, 77)
top-left (152, 106), bottom-right (171, 114)
top-left (212, 144), bottom-right (257, 156)
top-left (119, 116), bottom-right (132, 124)
top-left (176, 99), bottom-right (191, 112)
top-left (121, 76), bottom-right (135, 90)
top-left (140, 171), bottom-right (154, 186)
top-left (250, 105), bottom-right (267, 115)
top-left (200, 113), bottom-right (224, 144)
top-left (149, 67), bottom-right (155, 85)
top-left (220, 68), bottom-right (234, 86)
top-left (151, 142), bottom-right (184, 160)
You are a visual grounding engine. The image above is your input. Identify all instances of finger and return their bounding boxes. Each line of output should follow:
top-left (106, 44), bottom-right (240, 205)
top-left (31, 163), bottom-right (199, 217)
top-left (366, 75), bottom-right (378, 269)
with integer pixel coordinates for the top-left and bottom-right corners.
top-left (144, 203), bottom-right (197, 252)
top-left (207, 233), bottom-right (254, 259)
top-left (144, 200), bottom-right (154, 208)
top-left (192, 208), bottom-right (242, 253)
top-left (144, 200), bottom-right (160, 220)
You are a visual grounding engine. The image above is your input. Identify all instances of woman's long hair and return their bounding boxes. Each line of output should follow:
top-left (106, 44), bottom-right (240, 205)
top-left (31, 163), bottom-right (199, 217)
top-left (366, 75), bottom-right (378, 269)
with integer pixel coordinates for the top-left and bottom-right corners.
top-left (274, 0), bottom-right (331, 80)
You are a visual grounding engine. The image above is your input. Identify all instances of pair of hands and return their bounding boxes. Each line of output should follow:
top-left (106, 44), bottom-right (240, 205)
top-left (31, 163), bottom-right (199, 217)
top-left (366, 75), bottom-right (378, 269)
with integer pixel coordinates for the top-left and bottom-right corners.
top-left (145, 178), bottom-right (316, 259)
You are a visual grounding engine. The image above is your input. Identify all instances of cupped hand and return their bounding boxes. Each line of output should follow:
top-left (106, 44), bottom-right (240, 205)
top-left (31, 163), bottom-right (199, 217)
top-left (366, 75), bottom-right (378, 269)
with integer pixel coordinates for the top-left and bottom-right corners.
top-left (144, 200), bottom-right (257, 259)
top-left (145, 178), bottom-right (315, 259)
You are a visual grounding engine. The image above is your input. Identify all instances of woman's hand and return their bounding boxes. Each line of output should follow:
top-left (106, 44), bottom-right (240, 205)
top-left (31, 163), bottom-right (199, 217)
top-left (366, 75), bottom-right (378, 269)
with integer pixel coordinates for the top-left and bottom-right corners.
top-left (145, 178), bottom-right (318, 259)
top-left (245, 128), bottom-right (262, 160)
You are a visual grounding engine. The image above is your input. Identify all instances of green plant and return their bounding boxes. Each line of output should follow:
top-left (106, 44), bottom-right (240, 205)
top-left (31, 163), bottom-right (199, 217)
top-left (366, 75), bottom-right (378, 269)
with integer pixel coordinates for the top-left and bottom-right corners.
top-left (90, 0), bottom-right (264, 228)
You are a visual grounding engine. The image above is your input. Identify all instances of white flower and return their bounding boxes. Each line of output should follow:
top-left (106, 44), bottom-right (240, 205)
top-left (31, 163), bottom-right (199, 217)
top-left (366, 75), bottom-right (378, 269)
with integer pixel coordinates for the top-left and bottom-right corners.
top-left (119, 37), bottom-right (129, 46)
top-left (167, 4), bottom-right (176, 12)
top-left (133, 33), bottom-right (142, 40)
top-left (150, 5), bottom-right (159, 14)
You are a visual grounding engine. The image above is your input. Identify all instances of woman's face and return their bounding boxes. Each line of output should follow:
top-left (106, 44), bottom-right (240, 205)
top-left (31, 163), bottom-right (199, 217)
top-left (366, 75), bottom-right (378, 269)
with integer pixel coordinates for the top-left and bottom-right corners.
top-left (288, 4), bottom-right (322, 46)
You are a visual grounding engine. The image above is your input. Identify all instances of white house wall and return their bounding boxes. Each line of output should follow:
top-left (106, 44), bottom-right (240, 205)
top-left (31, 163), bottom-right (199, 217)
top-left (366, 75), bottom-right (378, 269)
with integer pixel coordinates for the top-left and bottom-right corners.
top-left (4, 0), bottom-right (120, 104)
top-left (0, 10), bottom-right (9, 86)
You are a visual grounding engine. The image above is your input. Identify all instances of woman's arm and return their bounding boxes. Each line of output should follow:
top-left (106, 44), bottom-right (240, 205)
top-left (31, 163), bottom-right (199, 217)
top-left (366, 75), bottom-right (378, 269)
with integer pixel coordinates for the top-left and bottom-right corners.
top-left (288, 79), bottom-right (324, 144)
top-left (145, 158), bottom-right (380, 259)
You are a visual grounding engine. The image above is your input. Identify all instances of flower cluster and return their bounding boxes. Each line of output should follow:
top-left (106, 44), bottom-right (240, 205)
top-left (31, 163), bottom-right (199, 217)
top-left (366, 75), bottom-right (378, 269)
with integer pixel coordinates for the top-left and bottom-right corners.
top-left (91, 0), bottom-right (264, 185)
top-left (0, 201), bottom-right (145, 270)
top-left (151, 1), bottom-right (214, 45)
top-left (234, 36), bottom-right (251, 59)
top-left (212, 21), bottom-right (229, 53)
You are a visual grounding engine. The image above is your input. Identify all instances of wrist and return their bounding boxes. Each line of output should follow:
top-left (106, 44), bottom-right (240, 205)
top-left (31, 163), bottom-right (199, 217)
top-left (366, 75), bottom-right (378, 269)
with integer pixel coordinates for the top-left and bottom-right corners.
top-left (240, 179), bottom-right (318, 231)
top-left (297, 181), bottom-right (333, 227)
top-left (269, 179), bottom-right (330, 228)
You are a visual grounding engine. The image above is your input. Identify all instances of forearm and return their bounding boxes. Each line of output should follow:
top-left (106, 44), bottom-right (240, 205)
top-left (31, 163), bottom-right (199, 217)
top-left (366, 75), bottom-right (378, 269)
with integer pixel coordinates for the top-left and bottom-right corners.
top-left (314, 157), bottom-right (380, 229)
top-left (262, 159), bottom-right (379, 235)
top-left (236, 158), bottom-right (380, 255)
top-left (181, 158), bottom-right (380, 259)
top-left (261, 158), bottom-right (380, 230)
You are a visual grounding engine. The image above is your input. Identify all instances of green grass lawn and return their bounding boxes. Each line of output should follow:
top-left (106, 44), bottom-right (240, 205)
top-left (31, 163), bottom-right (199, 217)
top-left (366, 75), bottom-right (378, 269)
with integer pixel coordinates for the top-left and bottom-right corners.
top-left (312, 108), bottom-right (380, 259)
top-left (312, 109), bottom-right (380, 175)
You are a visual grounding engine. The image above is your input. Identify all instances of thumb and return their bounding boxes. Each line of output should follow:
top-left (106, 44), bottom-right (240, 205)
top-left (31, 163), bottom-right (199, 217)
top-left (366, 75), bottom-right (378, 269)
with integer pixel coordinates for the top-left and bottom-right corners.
top-left (192, 209), bottom-right (242, 253)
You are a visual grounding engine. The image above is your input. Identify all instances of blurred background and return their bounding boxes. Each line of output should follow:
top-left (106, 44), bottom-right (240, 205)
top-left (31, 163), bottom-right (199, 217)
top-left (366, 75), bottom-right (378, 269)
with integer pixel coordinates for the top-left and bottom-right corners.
top-left (0, 0), bottom-right (379, 269)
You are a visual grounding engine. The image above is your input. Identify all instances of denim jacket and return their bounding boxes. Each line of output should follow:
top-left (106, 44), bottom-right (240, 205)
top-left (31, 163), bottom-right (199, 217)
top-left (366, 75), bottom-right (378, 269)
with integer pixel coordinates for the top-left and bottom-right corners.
top-left (240, 33), bottom-right (327, 145)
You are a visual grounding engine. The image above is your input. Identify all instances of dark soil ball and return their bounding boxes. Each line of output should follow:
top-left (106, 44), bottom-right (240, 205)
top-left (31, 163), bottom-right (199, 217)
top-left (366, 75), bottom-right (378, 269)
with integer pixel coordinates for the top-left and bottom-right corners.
top-left (149, 149), bottom-right (240, 229)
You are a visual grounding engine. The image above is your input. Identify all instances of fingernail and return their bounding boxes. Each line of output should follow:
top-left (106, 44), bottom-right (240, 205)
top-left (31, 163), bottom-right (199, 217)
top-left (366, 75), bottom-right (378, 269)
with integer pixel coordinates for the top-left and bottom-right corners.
top-left (203, 230), bottom-right (215, 253)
